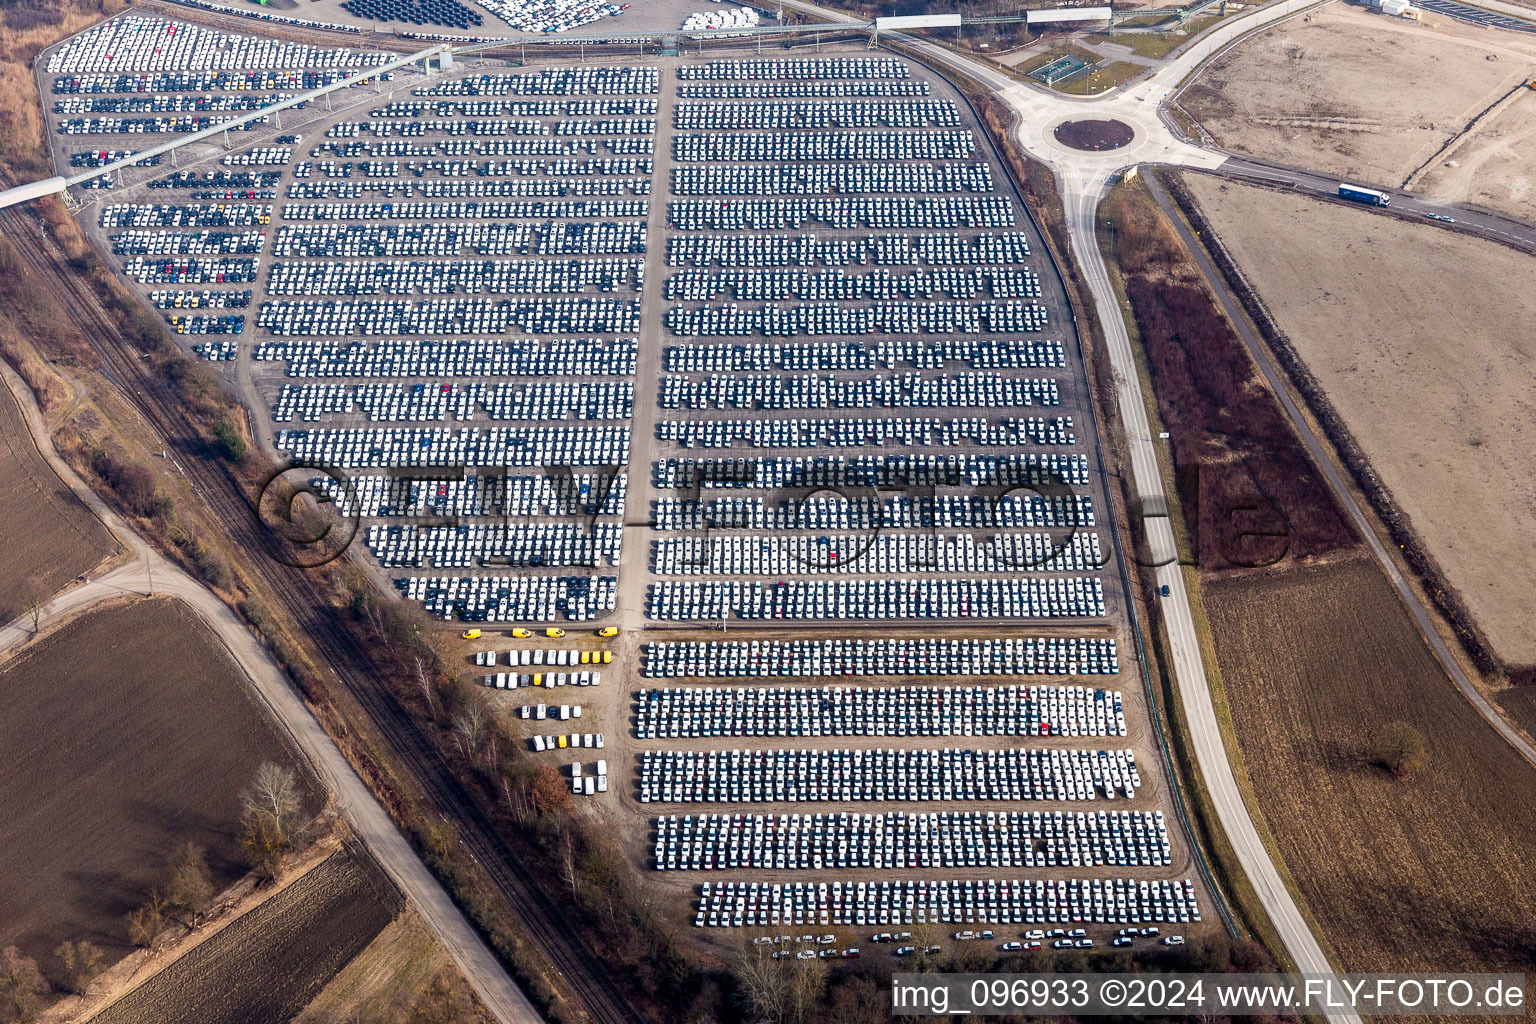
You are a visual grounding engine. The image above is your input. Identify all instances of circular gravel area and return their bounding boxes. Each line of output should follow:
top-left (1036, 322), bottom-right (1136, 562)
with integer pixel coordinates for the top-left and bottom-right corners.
top-left (1053, 119), bottom-right (1135, 152)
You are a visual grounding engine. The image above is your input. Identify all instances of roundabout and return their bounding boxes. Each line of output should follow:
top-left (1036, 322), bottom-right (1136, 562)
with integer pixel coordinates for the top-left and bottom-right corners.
top-left (1053, 118), bottom-right (1135, 152)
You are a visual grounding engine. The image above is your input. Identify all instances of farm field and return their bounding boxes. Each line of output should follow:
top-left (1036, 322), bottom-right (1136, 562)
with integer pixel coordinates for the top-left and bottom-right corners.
top-left (1206, 554), bottom-right (1536, 978)
top-left (86, 848), bottom-right (400, 1024)
top-left (1181, 3), bottom-right (1536, 219)
top-left (0, 370), bottom-right (117, 620)
top-left (294, 910), bottom-right (491, 1024)
top-left (1182, 175), bottom-right (1536, 667)
top-left (0, 597), bottom-right (312, 971)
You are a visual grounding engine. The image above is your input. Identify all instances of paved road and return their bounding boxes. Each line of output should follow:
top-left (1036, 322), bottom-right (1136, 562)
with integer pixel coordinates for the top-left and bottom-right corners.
top-left (1216, 156), bottom-right (1536, 252)
top-left (1142, 173), bottom-right (1536, 773)
top-left (0, 361), bottom-right (540, 1024)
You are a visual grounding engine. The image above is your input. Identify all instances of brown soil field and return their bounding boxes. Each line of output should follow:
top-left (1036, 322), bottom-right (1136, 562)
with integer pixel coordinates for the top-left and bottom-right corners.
top-left (0, 597), bottom-right (312, 971)
top-left (1182, 175), bottom-right (1536, 665)
top-left (86, 848), bottom-right (400, 1024)
top-left (1207, 554), bottom-right (1536, 978)
top-left (1182, 3), bottom-right (1536, 218)
top-left (0, 372), bottom-right (117, 619)
top-left (294, 910), bottom-right (491, 1024)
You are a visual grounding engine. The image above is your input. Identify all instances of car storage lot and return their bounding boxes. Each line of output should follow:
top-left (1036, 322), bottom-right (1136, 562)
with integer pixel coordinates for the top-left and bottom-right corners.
top-left (46, 20), bottom-right (1204, 950)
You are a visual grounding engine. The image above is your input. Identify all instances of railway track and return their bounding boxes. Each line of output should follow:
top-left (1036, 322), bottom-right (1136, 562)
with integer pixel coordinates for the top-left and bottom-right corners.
top-left (0, 206), bottom-right (645, 1024)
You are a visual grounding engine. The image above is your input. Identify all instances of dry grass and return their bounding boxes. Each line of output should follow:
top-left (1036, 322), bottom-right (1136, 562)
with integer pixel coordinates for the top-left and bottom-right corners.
top-left (294, 911), bottom-right (491, 1024)
top-left (1207, 554), bottom-right (1536, 984)
top-left (0, 0), bottom-right (124, 186)
top-left (1183, 175), bottom-right (1536, 667)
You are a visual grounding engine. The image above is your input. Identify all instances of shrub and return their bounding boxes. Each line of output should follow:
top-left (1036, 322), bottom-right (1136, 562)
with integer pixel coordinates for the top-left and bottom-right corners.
top-left (213, 417), bottom-right (247, 462)
top-left (1371, 721), bottom-right (1429, 779)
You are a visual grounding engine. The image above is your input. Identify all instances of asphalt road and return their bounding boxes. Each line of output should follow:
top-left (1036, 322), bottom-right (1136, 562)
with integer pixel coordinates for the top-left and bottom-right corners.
top-left (1216, 156), bottom-right (1536, 253)
top-left (0, 359), bottom-right (540, 1024)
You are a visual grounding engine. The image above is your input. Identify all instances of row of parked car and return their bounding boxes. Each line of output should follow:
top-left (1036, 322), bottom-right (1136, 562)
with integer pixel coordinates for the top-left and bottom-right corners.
top-left (52, 69), bottom-right (349, 95)
top-left (45, 16), bottom-right (389, 76)
top-left (665, 232), bottom-right (1032, 271)
top-left (101, 203), bottom-right (271, 228)
top-left (398, 573), bottom-right (617, 621)
top-left (148, 288), bottom-right (252, 310)
top-left (670, 162), bottom-right (991, 201)
top-left (374, 99), bottom-right (659, 119)
top-left (273, 425), bottom-right (631, 468)
top-left (662, 301), bottom-right (1049, 339)
top-left (677, 80), bottom-right (931, 99)
top-left (654, 810), bottom-right (1169, 872)
top-left (640, 636), bottom-right (1120, 680)
top-left (266, 257), bottom-right (639, 299)
top-left (654, 414), bottom-right (1074, 450)
top-left (663, 265), bottom-right (1037, 304)
top-left (667, 195), bottom-right (1013, 232)
top-left (636, 747), bottom-right (1142, 805)
top-left (675, 100), bottom-right (961, 131)
top-left (256, 296), bottom-right (640, 337)
top-left (652, 453), bottom-right (1093, 491)
top-left (419, 67), bottom-right (661, 98)
top-left (279, 200), bottom-right (648, 222)
top-left (123, 256), bottom-right (258, 284)
top-left (273, 380), bottom-right (633, 423)
top-left (662, 338), bottom-right (1063, 373)
top-left (658, 371), bottom-right (1057, 411)
top-left (151, 170), bottom-right (282, 192)
top-left (271, 220), bottom-right (645, 259)
top-left (221, 147), bottom-right (293, 167)
top-left (676, 58), bottom-right (912, 82)
top-left (313, 470), bottom-right (626, 519)
top-left (693, 878), bottom-right (1201, 928)
top-left (364, 521), bottom-right (622, 569)
top-left (650, 492), bottom-right (1094, 533)
top-left (678, 128), bottom-right (976, 166)
top-left (110, 230), bottom-right (264, 256)
top-left (645, 576), bottom-right (1108, 621)
top-left (649, 530), bottom-right (1104, 577)
top-left (254, 337), bottom-right (636, 379)
top-left (633, 683), bottom-right (1126, 739)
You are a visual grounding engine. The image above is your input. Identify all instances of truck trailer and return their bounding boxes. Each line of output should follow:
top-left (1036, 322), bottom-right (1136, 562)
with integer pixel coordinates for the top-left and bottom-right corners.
top-left (1338, 183), bottom-right (1391, 207)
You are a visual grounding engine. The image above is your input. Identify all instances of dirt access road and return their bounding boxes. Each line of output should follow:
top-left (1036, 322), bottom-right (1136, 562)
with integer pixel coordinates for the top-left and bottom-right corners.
top-left (0, 358), bottom-right (537, 1024)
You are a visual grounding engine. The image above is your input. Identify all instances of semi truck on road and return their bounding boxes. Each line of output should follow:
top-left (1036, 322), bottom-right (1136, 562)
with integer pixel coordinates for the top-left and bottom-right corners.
top-left (1338, 183), bottom-right (1391, 206)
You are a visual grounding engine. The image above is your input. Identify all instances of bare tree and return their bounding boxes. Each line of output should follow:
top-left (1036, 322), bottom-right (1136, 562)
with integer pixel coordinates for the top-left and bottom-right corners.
top-left (126, 890), bottom-right (168, 948)
top-left (824, 976), bottom-right (882, 1024)
top-left (166, 843), bottom-right (214, 927)
top-left (53, 941), bottom-right (104, 996)
top-left (25, 595), bottom-right (43, 634)
top-left (451, 699), bottom-right (489, 761)
top-left (413, 656), bottom-right (438, 718)
top-left (732, 941), bottom-right (787, 1024)
top-left (239, 762), bottom-right (309, 878)
top-left (559, 830), bottom-right (580, 899)
top-left (0, 947), bottom-right (45, 1023)
top-left (786, 954), bottom-right (827, 1024)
